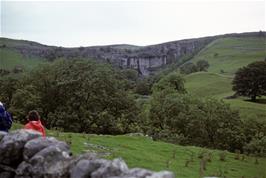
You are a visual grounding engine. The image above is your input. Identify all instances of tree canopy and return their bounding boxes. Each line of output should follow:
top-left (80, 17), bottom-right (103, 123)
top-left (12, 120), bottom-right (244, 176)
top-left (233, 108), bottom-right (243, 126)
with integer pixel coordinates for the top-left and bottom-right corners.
top-left (9, 60), bottom-right (142, 134)
top-left (180, 60), bottom-right (209, 74)
top-left (232, 61), bottom-right (266, 101)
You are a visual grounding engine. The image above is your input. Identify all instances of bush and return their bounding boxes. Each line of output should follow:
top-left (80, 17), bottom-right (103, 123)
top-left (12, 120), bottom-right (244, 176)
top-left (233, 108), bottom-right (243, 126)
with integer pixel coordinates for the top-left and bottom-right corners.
top-left (180, 62), bottom-right (198, 74)
top-left (147, 91), bottom-right (245, 151)
top-left (152, 72), bottom-right (186, 94)
top-left (196, 60), bottom-right (209, 71)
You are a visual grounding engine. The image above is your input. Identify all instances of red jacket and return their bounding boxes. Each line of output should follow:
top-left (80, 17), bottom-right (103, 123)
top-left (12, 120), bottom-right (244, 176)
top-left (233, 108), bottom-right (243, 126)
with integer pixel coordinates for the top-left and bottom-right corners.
top-left (24, 120), bottom-right (46, 137)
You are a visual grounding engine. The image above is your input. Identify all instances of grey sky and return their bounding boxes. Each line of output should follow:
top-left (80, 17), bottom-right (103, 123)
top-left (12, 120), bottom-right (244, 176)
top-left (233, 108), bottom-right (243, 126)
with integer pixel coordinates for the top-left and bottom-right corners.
top-left (1, 0), bottom-right (265, 47)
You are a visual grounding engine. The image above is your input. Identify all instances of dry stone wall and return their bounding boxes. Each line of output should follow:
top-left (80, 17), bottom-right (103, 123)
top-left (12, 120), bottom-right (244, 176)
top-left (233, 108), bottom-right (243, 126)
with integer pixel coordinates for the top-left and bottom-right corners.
top-left (0, 130), bottom-right (174, 178)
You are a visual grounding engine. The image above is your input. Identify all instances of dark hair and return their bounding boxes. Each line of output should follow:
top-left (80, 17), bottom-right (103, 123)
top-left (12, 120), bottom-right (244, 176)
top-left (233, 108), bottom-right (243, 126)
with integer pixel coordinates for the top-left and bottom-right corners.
top-left (27, 110), bottom-right (40, 121)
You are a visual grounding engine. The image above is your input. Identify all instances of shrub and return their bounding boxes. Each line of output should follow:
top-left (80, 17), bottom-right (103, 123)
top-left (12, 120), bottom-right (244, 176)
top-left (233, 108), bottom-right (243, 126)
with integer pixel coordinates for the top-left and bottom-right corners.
top-left (148, 91), bottom-right (245, 151)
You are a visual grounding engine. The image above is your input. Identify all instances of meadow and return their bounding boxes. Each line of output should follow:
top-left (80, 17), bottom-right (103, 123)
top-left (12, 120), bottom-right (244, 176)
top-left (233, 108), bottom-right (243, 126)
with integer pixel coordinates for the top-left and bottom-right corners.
top-left (11, 123), bottom-right (266, 178)
top-left (184, 37), bottom-right (266, 121)
top-left (3, 35), bottom-right (266, 178)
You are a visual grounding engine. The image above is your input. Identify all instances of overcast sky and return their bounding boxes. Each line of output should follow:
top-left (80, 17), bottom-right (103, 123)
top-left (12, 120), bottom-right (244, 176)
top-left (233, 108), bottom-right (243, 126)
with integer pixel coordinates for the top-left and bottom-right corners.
top-left (1, 0), bottom-right (265, 47)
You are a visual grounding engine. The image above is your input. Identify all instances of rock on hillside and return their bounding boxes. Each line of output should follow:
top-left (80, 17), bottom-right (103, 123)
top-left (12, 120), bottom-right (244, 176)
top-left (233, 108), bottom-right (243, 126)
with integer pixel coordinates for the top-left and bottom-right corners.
top-left (1, 31), bottom-right (265, 76)
top-left (0, 130), bottom-right (174, 178)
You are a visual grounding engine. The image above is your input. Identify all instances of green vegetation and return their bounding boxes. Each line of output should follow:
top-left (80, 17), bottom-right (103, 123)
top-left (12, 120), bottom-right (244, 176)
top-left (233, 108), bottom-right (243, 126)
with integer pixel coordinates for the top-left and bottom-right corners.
top-left (0, 48), bottom-right (45, 71)
top-left (191, 37), bottom-right (266, 75)
top-left (11, 123), bottom-right (266, 178)
top-left (2, 35), bottom-right (266, 177)
top-left (7, 60), bottom-right (141, 134)
top-left (185, 72), bottom-right (233, 98)
top-left (184, 36), bottom-right (266, 121)
top-left (180, 60), bottom-right (210, 74)
top-left (233, 61), bottom-right (266, 101)
top-left (184, 72), bottom-right (266, 121)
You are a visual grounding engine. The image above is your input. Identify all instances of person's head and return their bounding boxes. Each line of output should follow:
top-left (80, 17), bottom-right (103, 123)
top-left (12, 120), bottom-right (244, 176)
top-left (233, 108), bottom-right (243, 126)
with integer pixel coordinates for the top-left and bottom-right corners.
top-left (27, 110), bottom-right (40, 121)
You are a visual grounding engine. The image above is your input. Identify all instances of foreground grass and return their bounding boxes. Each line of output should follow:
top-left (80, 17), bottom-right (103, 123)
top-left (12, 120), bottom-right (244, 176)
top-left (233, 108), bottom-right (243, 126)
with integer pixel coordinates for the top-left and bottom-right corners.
top-left (11, 123), bottom-right (266, 178)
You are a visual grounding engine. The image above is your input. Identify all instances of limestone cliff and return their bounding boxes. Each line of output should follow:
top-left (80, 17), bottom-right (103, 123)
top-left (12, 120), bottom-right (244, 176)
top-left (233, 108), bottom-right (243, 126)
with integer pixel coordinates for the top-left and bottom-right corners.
top-left (1, 31), bottom-right (264, 76)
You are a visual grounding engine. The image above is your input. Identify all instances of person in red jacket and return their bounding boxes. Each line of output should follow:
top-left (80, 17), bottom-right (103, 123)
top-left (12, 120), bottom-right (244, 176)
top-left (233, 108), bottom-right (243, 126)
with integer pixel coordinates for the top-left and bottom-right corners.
top-left (24, 110), bottom-right (46, 137)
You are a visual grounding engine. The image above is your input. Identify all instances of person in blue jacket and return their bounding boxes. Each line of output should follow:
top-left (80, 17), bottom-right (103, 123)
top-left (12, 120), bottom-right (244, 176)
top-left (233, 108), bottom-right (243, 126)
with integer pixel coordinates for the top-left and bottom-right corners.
top-left (0, 101), bottom-right (13, 132)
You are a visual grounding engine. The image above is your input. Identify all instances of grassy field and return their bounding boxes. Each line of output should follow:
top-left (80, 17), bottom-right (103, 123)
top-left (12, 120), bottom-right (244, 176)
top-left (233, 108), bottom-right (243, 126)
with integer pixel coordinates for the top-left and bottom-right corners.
top-left (0, 48), bottom-right (46, 71)
top-left (184, 72), bottom-right (266, 121)
top-left (191, 37), bottom-right (266, 75)
top-left (11, 123), bottom-right (266, 178)
top-left (184, 36), bottom-right (266, 121)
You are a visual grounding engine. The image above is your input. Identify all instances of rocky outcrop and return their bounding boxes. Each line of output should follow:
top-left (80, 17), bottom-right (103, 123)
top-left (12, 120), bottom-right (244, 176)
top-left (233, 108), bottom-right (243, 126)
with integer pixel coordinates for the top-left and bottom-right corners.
top-left (0, 129), bottom-right (174, 178)
top-left (1, 32), bottom-right (265, 76)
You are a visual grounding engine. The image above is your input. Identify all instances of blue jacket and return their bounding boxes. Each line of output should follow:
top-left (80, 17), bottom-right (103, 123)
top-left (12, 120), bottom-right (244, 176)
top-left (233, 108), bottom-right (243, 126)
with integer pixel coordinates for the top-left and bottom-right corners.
top-left (0, 105), bottom-right (13, 132)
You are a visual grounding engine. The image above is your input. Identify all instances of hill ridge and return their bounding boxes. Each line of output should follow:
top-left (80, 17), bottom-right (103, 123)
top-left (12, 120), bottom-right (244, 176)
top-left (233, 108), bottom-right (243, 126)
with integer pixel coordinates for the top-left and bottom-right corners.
top-left (1, 31), bottom-right (265, 76)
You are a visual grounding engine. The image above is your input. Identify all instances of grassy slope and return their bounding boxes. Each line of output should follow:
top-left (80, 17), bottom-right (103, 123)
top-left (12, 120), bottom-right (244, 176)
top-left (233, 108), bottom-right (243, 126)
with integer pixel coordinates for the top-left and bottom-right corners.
top-left (0, 48), bottom-right (46, 71)
top-left (11, 123), bottom-right (266, 178)
top-left (184, 37), bottom-right (266, 121)
top-left (192, 37), bottom-right (266, 75)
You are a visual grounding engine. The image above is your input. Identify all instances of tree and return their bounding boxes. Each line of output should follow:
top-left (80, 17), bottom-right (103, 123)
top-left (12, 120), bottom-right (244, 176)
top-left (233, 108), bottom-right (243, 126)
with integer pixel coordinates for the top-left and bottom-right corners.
top-left (180, 62), bottom-right (198, 74)
top-left (232, 61), bottom-right (266, 101)
top-left (147, 92), bottom-right (245, 151)
top-left (152, 72), bottom-right (186, 94)
top-left (135, 79), bottom-right (151, 95)
top-left (9, 60), bottom-right (141, 134)
top-left (196, 60), bottom-right (209, 71)
top-left (0, 77), bottom-right (20, 108)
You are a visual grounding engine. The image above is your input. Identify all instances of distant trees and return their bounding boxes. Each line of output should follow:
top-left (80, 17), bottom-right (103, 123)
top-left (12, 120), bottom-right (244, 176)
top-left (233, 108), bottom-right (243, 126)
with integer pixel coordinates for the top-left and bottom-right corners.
top-left (232, 61), bottom-right (266, 101)
top-left (180, 60), bottom-right (209, 74)
top-left (180, 63), bottom-right (198, 74)
top-left (152, 72), bottom-right (186, 93)
top-left (196, 60), bottom-right (210, 71)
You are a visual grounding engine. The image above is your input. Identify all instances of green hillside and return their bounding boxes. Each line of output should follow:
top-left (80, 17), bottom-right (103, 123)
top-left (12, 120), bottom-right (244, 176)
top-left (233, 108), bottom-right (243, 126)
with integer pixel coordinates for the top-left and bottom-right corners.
top-left (185, 72), bottom-right (233, 98)
top-left (184, 37), bottom-right (266, 121)
top-left (11, 123), bottom-right (266, 178)
top-left (191, 37), bottom-right (266, 75)
top-left (0, 48), bottom-right (46, 71)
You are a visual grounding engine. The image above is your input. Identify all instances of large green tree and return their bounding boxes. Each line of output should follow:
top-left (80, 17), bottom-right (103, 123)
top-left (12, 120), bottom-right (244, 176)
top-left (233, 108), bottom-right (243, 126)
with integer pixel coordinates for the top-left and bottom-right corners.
top-left (148, 92), bottom-right (245, 151)
top-left (232, 61), bottom-right (266, 101)
top-left (10, 59), bottom-right (141, 134)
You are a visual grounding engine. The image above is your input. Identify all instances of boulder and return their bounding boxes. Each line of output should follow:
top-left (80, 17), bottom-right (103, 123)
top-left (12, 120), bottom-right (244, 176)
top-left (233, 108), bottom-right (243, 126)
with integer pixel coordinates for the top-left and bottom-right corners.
top-left (127, 168), bottom-right (153, 178)
top-left (70, 159), bottom-right (105, 178)
top-left (0, 129), bottom-right (41, 166)
top-left (16, 145), bottom-right (71, 178)
top-left (23, 137), bottom-right (69, 160)
top-left (90, 158), bottom-right (128, 178)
